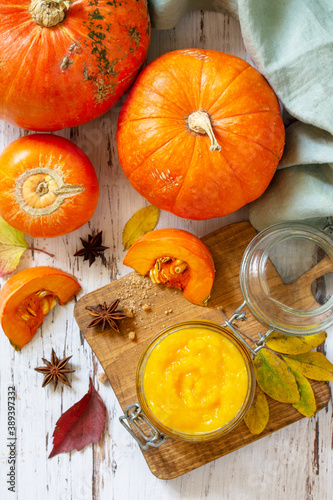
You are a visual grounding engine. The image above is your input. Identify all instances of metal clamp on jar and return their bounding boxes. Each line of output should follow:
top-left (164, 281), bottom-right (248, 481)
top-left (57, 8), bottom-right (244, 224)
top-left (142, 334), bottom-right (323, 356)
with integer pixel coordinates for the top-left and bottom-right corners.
top-left (120, 222), bottom-right (333, 450)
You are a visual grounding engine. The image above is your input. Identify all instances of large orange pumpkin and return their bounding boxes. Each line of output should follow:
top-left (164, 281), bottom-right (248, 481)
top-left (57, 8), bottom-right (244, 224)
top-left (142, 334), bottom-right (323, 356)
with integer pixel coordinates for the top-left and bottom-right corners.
top-left (0, 0), bottom-right (150, 131)
top-left (117, 49), bottom-right (285, 220)
top-left (0, 134), bottom-right (99, 237)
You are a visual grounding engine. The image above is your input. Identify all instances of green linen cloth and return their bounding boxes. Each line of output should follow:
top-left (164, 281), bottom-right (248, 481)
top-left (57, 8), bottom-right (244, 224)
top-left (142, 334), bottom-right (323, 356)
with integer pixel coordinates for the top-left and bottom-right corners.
top-left (148, 0), bottom-right (333, 230)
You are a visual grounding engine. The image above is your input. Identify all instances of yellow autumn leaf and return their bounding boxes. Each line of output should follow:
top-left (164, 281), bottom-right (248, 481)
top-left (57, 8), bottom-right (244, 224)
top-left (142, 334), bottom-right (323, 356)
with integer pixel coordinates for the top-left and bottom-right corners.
top-left (0, 216), bottom-right (29, 276)
top-left (282, 353), bottom-right (333, 381)
top-left (122, 206), bottom-right (160, 250)
top-left (254, 348), bottom-right (300, 403)
top-left (265, 331), bottom-right (327, 355)
top-left (243, 383), bottom-right (269, 435)
top-left (283, 359), bottom-right (316, 417)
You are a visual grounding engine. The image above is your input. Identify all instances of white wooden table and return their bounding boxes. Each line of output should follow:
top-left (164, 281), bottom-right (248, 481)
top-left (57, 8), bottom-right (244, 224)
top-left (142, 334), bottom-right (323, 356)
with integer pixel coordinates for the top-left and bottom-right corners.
top-left (0, 9), bottom-right (332, 500)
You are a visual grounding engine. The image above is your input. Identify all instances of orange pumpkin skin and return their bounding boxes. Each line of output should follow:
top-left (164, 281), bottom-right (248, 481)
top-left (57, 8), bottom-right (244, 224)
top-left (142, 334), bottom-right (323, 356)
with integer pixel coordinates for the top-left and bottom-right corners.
top-left (117, 49), bottom-right (285, 220)
top-left (0, 0), bottom-right (150, 131)
top-left (0, 134), bottom-right (99, 237)
top-left (0, 266), bottom-right (81, 349)
top-left (123, 228), bottom-right (215, 305)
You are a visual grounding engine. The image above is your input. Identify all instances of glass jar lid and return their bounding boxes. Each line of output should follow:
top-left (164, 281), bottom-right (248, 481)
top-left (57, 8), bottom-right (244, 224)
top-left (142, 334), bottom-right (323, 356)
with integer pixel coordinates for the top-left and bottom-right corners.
top-left (240, 223), bottom-right (333, 335)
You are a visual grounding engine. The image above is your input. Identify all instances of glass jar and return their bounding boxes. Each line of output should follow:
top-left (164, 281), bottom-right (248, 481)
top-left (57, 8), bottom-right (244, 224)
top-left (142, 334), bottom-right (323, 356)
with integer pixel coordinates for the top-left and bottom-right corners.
top-left (240, 222), bottom-right (333, 335)
top-left (135, 320), bottom-right (255, 442)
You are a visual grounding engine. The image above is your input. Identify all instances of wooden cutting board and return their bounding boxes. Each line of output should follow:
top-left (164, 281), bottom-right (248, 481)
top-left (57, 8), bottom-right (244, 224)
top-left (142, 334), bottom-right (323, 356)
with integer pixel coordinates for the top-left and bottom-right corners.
top-left (73, 222), bottom-right (331, 480)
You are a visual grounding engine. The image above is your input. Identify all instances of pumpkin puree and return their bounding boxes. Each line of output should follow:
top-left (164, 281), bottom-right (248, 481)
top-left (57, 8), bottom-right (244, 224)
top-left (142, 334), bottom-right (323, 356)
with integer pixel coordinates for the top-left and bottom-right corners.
top-left (143, 327), bottom-right (249, 434)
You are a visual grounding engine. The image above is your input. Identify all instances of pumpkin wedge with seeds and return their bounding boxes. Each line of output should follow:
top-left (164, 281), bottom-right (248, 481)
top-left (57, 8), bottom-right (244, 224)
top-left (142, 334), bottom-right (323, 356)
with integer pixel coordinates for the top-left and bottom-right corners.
top-left (0, 267), bottom-right (81, 349)
top-left (123, 228), bottom-right (215, 306)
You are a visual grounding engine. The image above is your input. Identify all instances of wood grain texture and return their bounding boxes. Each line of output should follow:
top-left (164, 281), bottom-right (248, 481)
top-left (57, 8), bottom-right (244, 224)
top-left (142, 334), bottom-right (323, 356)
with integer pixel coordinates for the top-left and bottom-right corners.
top-left (74, 222), bottom-right (331, 479)
top-left (0, 9), bottom-right (332, 500)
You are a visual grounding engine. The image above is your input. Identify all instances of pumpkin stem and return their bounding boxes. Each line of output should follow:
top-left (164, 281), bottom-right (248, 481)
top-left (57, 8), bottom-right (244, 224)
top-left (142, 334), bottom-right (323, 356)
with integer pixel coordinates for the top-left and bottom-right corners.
top-left (29, 0), bottom-right (71, 28)
top-left (15, 167), bottom-right (85, 216)
top-left (29, 247), bottom-right (55, 258)
top-left (187, 111), bottom-right (221, 152)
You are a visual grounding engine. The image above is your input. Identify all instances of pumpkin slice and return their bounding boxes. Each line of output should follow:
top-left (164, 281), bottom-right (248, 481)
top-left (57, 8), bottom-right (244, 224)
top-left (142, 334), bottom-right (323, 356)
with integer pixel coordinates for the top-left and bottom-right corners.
top-left (123, 229), bottom-right (215, 306)
top-left (0, 267), bottom-right (81, 349)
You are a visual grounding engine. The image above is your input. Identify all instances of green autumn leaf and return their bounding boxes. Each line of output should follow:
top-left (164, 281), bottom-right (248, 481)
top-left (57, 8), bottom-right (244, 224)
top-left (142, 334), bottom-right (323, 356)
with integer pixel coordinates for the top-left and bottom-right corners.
top-left (265, 331), bottom-right (327, 355)
top-left (282, 353), bottom-right (333, 381)
top-left (0, 216), bottom-right (29, 276)
top-left (122, 205), bottom-right (160, 250)
top-left (283, 359), bottom-right (316, 417)
top-left (243, 383), bottom-right (269, 435)
top-left (254, 348), bottom-right (300, 403)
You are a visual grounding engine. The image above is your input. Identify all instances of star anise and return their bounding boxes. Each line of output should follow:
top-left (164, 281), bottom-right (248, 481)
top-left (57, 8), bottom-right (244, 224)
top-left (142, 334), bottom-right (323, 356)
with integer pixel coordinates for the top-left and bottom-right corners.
top-left (74, 231), bottom-right (109, 266)
top-left (86, 299), bottom-right (128, 333)
top-left (34, 349), bottom-right (75, 390)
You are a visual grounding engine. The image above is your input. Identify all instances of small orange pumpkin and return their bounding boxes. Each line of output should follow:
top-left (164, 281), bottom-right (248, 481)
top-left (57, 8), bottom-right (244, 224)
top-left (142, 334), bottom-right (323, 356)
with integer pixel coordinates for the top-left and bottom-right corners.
top-left (0, 266), bottom-right (81, 349)
top-left (123, 228), bottom-right (215, 305)
top-left (0, 134), bottom-right (99, 237)
top-left (117, 49), bottom-right (285, 220)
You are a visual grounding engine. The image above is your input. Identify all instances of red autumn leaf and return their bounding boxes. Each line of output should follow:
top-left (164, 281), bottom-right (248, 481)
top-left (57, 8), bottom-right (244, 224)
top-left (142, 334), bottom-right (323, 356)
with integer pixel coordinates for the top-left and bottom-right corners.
top-left (49, 378), bottom-right (106, 458)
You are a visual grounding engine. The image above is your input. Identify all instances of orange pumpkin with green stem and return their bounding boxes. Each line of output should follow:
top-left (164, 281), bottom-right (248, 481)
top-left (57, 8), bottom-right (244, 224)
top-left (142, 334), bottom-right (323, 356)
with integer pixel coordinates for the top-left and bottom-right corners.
top-left (117, 49), bottom-right (285, 220)
top-left (123, 228), bottom-right (215, 306)
top-left (0, 134), bottom-right (99, 238)
top-left (0, 266), bottom-right (81, 349)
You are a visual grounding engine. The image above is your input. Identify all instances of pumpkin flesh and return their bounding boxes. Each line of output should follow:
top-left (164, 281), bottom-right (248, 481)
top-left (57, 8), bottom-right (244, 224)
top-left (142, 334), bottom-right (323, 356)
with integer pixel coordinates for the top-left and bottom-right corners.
top-left (0, 267), bottom-right (81, 349)
top-left (123, 228), bottom-right (215, 305)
